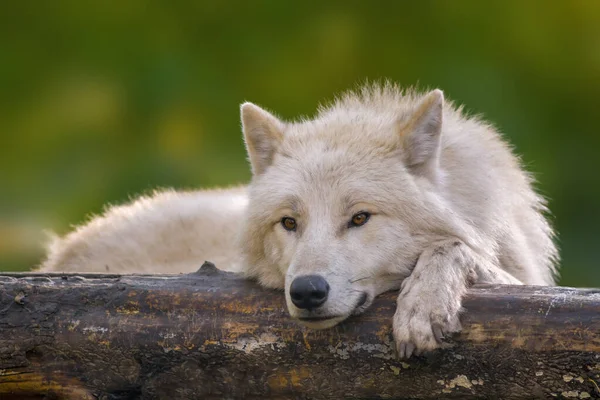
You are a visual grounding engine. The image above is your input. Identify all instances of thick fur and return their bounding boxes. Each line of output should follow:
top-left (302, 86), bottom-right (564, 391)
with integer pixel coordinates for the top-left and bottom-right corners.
top-left (41, 188), bottom-right (247, 274)
top-left (40, 83), bottom-right (558, 357)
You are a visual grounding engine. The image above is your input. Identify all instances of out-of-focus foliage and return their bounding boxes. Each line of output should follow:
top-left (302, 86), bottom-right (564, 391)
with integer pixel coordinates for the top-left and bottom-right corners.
top-left (1, 1), bottom-right (599, 286)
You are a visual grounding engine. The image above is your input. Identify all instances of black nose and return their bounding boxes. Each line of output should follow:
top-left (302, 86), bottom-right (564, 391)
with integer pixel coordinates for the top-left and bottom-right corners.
top-left (289, 275), bottom-right (330, 309)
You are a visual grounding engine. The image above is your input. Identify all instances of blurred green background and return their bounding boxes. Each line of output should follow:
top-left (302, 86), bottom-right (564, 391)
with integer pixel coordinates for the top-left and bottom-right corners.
top-left (1, 1), bottom-right (599, 286)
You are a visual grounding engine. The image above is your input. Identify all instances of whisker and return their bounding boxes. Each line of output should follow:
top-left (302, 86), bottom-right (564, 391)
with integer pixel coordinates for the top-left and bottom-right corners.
top-left (349, 275), bottom-right (373, 283)
top-left (350, 274), bottom-right (405, 284)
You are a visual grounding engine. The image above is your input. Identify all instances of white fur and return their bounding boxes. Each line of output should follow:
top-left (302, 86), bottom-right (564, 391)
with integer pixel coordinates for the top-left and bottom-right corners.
top-left (40, 83), bottom-right (558, 357)
top-left (41, 188), bottom-right (247, 274)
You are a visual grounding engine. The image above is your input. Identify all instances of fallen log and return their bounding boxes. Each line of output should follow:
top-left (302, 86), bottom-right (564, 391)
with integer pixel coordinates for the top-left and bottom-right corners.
top-left (0, 263), bottom-right (599, 399)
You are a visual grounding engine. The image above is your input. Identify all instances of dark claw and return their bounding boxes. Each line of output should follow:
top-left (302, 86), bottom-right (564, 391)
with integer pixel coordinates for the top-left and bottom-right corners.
top-left (405, 342), bottom-right (415, 358)
top-left (398, 343), bottom-right (406, 359)
top-left (433, 325), bottom-right (445, 344)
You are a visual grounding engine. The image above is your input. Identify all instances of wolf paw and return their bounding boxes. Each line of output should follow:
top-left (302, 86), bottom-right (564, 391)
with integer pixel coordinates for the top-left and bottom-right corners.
top-left (392, 300), bottom-right (462, 359)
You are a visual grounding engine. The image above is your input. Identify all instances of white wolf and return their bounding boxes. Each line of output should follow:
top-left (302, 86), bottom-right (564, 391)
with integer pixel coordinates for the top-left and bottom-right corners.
top-left (40, 83), bottom-right (558, 358)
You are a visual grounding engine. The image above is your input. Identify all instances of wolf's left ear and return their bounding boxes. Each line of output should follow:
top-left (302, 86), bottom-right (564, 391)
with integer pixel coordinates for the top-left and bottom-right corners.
top-left (241, 102), bottom-right (284, 176)
top-left (399, 89), bottom-right (444, 178)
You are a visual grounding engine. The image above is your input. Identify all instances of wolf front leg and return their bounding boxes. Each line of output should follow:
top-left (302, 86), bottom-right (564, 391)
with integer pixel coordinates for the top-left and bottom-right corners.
top-left (393, 239), bottom-right (522, 359)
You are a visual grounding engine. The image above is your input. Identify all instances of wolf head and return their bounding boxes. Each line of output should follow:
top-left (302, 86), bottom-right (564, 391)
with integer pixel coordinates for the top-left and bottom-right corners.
top-left (238, 85), bottom-right (461, 329)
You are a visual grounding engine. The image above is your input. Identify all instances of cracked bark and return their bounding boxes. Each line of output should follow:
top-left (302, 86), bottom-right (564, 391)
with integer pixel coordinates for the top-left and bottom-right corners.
top-left (0, 263), bottom-right (599, 399)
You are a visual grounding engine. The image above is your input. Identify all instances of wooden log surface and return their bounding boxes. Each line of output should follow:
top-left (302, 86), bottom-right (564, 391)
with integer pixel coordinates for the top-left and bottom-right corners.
top-left (0, 263), bottom-right (599, 399)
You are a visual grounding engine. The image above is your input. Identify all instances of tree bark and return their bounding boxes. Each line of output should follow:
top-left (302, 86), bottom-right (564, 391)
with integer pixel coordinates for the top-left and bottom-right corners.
top-left (0, 263), bottom-right (599, 399)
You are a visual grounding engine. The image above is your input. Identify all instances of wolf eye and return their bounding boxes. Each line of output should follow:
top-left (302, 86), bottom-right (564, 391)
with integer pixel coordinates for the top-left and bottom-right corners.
top-left (281, 217), bottom-right (297, 231)
top-left (349, 212), bottom-right (370, 228)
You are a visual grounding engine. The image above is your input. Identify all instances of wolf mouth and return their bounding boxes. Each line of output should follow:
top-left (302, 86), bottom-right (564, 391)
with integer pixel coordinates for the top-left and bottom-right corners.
top-left (355, 292), bottom-right (368, 308)
top-left (297, 292), bottom-right (369, 323)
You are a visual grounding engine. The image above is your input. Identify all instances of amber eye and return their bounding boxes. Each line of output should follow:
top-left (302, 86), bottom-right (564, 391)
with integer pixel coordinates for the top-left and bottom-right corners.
top-left (349, 212), bottom-right (370, 228)
top-left (281, 217), bottom-right (297, 231)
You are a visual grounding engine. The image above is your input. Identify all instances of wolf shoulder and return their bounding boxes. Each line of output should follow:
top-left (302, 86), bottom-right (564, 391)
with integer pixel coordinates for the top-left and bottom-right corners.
top-left (438, 109), bottom-right (558, 285)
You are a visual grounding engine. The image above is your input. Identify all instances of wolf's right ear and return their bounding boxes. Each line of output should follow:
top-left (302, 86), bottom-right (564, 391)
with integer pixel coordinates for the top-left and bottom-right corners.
top-left (241, 103), bottom-right (284, 176)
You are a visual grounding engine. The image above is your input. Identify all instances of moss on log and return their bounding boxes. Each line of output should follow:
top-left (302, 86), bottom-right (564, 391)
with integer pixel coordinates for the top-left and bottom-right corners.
top-left (0, 264), bottom-right (599, 399)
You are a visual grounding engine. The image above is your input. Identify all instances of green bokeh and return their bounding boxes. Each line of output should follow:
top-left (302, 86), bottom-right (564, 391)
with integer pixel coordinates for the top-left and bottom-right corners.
top-left (1, 1), bottom-right (599, 286)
